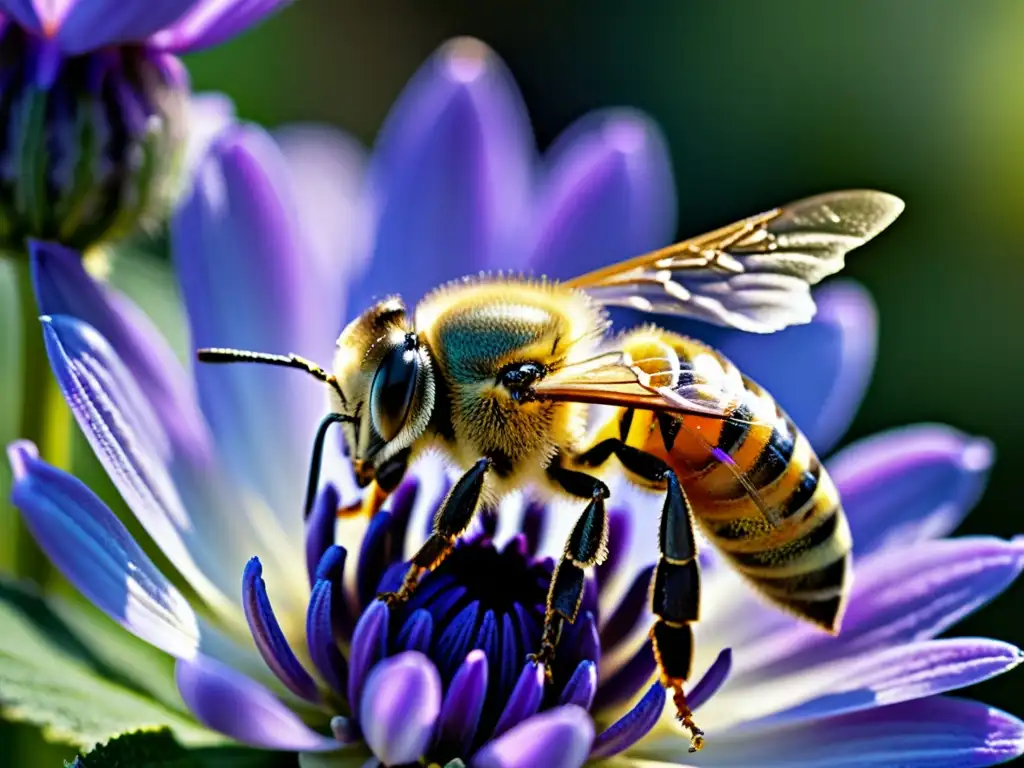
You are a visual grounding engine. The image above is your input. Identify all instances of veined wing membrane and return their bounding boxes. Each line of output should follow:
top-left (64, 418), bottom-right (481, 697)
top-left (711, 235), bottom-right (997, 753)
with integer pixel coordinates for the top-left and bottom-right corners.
top-left (533, 352), bottom-right (785, 526)
top-left (566, 190), bottom-right (904, 333)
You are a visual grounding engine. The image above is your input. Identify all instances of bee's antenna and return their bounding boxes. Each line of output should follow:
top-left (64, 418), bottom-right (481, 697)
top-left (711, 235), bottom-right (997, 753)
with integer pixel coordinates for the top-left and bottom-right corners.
top-left (196, 347), bottom-right (348, 406)
top-left (304, 412), bottom-right (357, 519)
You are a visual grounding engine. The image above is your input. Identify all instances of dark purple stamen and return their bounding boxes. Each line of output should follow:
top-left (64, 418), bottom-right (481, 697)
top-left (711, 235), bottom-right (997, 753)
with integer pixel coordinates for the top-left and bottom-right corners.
top-left (283, 474), bottom-right (735, 763)
top-left (436, 600), bottom-right (481, 680)
top-left (241, 557), bottom-right (320, 703)
top-left (559, 660), bottom-right (597, 709)
top-left (688, 648), bottom-right (733, 710)
top-left (435, 648), bottom-right (488, 759)
top-left (396, 608), bottom-right (434, 654)
top-left (589, 680), bottom-right (665, 759)
top-left (307, 579), bottom-right (347, 694)
top-left (347, 600), bottom-right (389, 712)
top-left (492, 660), bottom-right (545, 738)
top-left (356, 510), bottom-right (396, 609)
top-left (520, 499), bottom-right (546, 555)
top-left (305, 483), bottom-right (339, 586)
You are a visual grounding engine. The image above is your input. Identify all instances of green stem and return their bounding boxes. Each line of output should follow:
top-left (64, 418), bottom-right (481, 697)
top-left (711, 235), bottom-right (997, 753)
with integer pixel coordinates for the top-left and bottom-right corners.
top-left (12, 252), bottom-right (71, 584)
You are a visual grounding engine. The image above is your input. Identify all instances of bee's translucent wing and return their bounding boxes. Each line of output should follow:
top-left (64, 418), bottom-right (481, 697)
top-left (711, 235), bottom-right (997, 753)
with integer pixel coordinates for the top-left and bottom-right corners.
top-left (533, 350), bottom-right (785, 526)
top-left (567, 190), bottom-right (904, 333)
top-left (533, 351), bottom-right (771, 422)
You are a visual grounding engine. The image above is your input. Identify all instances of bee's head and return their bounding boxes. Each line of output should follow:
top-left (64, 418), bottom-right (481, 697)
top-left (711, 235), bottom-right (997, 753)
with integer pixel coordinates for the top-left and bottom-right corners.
top-left (333, 297), bottom-right (435, 487)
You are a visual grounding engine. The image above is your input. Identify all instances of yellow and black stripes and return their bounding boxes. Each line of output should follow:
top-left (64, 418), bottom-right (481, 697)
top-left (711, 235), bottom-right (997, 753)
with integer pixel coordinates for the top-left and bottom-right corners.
top-left (607, 329), bottom-right (852, 633)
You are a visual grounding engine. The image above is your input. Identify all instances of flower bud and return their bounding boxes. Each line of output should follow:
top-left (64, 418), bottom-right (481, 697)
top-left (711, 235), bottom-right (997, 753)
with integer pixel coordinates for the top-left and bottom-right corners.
top-left (0, 25), bottom-right (187, 251)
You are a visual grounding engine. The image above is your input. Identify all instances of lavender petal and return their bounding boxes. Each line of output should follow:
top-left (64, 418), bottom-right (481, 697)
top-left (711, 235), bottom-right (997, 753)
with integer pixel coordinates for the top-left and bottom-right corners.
top-left (749, 536), bottom-right (1024, 679)
top-left (176, 653), bottom-right (339, 751)
top-left (355, 37), bottom-right (532, 307)
top-left (360, 652), bottom-right (442, 765)
top-left (183, 91), bottom-right (237, 178)
top-left (527, 109), bottom-right (675, 279)
top-left (151, 0), bottom-right (293, 53)
top-left (8, 440), bottom-right (200, 658)
top-left (242, 557), bottom-right (319, 703)
top-left (37, 315), bottom-right (234, 615)
top-left (173, 124), bottom-right (335, 548)
top-left (473, 705), bottom-right (594, 768)
top-left (274, 124), bottom-right (371, 328)
top-left (56, 0), bottom-right (198, 54)
top-left (31, 240), bottom-right (214, 467)
top-left (635, 697), bottom-right (1024, 767)
top-left (745, 639), bottom-right (1023, 730)
top-left (830, 425), bottom-right (994, 558)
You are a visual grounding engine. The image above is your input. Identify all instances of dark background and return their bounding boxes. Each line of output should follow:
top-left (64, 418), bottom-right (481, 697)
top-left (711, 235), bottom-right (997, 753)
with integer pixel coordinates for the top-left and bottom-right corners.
top-left (4, 0), bottom-right (1023, 762)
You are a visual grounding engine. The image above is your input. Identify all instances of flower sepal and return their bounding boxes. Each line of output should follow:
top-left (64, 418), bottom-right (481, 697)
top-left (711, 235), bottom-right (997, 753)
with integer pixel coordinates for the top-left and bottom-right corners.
top-left (0, 25), bottom-right (187, 252)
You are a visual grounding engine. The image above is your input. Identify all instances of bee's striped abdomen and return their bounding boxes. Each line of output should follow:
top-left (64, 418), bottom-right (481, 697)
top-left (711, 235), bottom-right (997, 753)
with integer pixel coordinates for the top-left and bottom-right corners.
top-left (615, 329), bottom-right (851, 633)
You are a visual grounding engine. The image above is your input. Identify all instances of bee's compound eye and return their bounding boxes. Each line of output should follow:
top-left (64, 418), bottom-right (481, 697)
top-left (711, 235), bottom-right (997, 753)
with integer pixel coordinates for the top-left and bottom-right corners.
top-left (370, 343), bottom-right (420, 442)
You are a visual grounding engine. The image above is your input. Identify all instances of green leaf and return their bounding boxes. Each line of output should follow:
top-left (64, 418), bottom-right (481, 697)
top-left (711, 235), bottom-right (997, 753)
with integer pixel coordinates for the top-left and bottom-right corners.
top-left (0, 577), bottom-right (225, 749)
top-left (70, 730), bottom-right (297, 768)
top-left (68, 729), bottom-right (202, 767)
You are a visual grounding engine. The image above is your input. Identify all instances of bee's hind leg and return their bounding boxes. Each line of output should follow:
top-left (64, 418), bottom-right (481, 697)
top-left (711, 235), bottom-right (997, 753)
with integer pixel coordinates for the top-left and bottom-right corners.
top-left (532, 463), bottom-right (611, 676)
top-left (376, 457), bottom-right (491, 606)
top-left (577, 440), bottom-right (705, 752)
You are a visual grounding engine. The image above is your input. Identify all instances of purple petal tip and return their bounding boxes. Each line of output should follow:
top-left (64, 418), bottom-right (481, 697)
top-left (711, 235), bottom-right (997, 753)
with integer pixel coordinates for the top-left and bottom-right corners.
top-left (360, 651), bottom-right (442, 765)
top-left (438, 36), bottom-right (496, 83)
top-left (6, 440), bottom-right (38, 480)
top-left (474, 705), bottom-right (594, 768)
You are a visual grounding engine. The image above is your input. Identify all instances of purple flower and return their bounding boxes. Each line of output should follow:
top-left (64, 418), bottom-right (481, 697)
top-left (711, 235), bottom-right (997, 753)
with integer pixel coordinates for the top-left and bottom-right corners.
top-left (0, 0), bottom-right (290, 248)
top-left (9, 37), bottom-right (1024, 767)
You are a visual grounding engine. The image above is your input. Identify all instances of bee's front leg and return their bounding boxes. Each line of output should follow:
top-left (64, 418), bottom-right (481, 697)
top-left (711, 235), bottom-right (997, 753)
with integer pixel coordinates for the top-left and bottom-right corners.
top-left (530, 463), bottom-right (611, 676)
top-left (377, 457), bottom-right (491, 606)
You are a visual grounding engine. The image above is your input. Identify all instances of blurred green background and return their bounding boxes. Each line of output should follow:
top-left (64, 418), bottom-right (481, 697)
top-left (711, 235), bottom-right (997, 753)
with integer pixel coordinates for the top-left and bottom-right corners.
top-left (2, 0), bottom-right (1024, 763)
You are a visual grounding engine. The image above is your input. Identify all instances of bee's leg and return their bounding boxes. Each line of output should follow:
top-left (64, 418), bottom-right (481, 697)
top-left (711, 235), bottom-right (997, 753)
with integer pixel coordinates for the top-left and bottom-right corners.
top-left (577, 439), bottom-right (706, 752)
top-left (649, 471), bottom-right (704, 752)
top-left (376, 457), bottom-right (491, 607)
top-left (532, 464), bottom-right (610, 674)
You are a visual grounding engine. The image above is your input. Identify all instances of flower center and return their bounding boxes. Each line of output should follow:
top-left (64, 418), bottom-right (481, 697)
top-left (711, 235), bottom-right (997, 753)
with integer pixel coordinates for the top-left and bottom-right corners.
top-left (375, 530), bottom-right (600, 762)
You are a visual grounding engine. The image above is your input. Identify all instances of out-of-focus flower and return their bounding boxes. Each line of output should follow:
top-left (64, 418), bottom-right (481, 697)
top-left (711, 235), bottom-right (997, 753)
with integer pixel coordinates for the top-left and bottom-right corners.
top-left (8, 37), bottom-right (1024, 767)
top-left (0, 0), bottom-right (292, 250)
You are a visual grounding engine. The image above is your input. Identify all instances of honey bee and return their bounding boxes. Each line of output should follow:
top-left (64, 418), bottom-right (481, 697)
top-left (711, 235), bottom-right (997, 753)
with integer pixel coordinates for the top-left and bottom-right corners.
top-left (198, 190), bottom-right (903, 751)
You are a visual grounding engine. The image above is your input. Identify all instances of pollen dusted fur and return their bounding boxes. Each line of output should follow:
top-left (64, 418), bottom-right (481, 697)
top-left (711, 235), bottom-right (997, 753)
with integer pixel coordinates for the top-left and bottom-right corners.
top-left (415, 276), bottom-right (610, 499)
